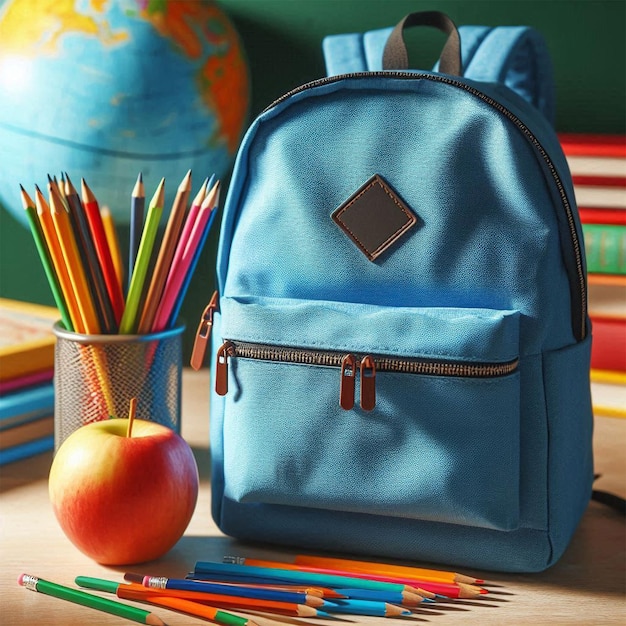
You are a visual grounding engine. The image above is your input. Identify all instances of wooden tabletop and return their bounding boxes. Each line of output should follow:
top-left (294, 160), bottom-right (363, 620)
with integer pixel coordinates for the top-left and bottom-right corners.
top-left (1, 369), bottom-right (625, 625)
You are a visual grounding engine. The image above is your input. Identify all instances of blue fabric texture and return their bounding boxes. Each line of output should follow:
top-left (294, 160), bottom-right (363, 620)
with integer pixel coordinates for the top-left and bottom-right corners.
top-left (209, 27), bottom-right (592, 573)
top-left (323, 24), bottom-right (555, 124)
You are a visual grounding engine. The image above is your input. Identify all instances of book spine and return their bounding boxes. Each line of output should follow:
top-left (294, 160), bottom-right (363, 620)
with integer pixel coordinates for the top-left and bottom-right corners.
top-left (590, 316), bottom-right (626, 372)
top-left (0, 434), bottom-right (54, 466)
top-left (583, 224), bottom-right (626, 275)
top-left (579, 208), bottom-right (626, 226)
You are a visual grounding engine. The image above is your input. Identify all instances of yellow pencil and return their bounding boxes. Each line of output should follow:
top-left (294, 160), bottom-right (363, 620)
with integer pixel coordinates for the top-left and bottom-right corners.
top-left (49, 183), bottom-right (100, 335)
top-left (35, 186), bottom-right (83, 333)
top-left (100, 205), bottom-right (125, 293)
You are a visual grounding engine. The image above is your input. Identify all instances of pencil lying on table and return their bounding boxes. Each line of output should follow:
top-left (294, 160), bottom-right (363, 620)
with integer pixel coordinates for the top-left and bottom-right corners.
top-left (227, 556), bottom-right (486, 598)
top-left (142, 575), bottom-right (325, 606)
top-left (77, 576), bottom-right (260, 626)
top-left (294, 553), bottom-right (484, 584)
top-left (19, 574), bottom-right (164, 625)
top-left (192, 560), bottom-right (426, 597)
top-left (77, 576), bottom-right (326, 618)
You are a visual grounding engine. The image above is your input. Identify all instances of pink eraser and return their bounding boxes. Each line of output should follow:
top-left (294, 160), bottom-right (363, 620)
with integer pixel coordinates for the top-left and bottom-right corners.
top-left (142, 576), bottom-right (151, 586)
top-left (17, 573), bottom-right (25, 586)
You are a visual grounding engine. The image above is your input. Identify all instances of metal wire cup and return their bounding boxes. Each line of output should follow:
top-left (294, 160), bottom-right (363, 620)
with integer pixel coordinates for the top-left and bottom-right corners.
top-left (52, 323), bottom-right (184, 451)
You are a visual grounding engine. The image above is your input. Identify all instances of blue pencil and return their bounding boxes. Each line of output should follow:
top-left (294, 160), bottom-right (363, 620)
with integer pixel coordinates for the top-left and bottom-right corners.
top-left (142, 576), bottom-right (323, 606)
top-left (193, 562), bottom-right (413, 593)
top-left (333, 587), bottom-right (433, 605)
top-left (322, 598), bottom-right (411, 617)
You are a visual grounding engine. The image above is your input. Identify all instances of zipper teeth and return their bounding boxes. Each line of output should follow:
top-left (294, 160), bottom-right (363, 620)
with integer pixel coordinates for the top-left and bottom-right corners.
top-left (264, 72), bottom-right (586, 341)
top-left (227, 342), bottom-right (518, 378)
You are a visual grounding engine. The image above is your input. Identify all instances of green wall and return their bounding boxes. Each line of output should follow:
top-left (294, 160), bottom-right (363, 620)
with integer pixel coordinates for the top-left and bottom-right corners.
top-left (1, 0), bottom-right (624, 360)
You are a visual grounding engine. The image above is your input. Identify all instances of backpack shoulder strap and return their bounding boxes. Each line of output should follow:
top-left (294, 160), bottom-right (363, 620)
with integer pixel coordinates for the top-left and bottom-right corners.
top-left (322, 23), bottom-right (554, 124)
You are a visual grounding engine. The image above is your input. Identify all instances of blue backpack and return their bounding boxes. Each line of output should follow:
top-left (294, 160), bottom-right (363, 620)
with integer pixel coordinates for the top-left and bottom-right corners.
top-left (202, 11), bottom-right (593, 573)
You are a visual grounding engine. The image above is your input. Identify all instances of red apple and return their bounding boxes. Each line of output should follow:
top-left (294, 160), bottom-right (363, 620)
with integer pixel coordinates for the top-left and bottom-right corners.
top-left (48, 417), bottom-right (199, 565)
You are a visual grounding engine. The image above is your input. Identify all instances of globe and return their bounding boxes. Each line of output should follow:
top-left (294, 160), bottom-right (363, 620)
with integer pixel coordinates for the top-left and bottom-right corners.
top-left (0, 0), bottom-right (250, 226)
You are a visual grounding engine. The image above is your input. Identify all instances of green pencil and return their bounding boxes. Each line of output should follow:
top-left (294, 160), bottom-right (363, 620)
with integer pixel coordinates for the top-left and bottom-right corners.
top-left (119, 178), bottom-right (165, 334)
top-left (21, 186), bottom-right (73, 330)
top-left (76, 576), bottom-right (259, 626)
top-left (18, 574), bottom-right (164, 625)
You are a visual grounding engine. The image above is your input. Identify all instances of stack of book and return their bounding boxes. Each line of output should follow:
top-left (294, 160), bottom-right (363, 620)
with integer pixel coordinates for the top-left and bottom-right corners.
top-left (560, 133), bottom-right (626, 417)
top-left (0, 299), bottom-right (57, 464)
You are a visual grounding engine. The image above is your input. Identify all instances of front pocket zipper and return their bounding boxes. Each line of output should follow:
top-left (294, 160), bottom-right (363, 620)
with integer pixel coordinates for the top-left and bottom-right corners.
top-left (215, 340), bottom-right (519, 410)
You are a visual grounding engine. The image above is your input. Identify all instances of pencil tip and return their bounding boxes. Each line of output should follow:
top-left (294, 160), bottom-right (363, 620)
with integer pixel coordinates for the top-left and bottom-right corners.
top-left (179, 169), bottom-right (192, 191)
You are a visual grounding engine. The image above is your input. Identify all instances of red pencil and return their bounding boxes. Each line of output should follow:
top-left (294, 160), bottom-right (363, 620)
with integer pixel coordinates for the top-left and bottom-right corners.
top-left (81, 178), bottom-right (125, 324)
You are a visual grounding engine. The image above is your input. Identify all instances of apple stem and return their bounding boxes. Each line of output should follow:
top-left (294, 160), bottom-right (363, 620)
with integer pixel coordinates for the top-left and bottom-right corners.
top-left (126, 398), bottom-right (137, 438)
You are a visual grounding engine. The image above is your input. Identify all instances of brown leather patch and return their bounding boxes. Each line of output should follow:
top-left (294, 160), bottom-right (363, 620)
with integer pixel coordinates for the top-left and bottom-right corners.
top-left (331, 174), bottom-right (417, 261)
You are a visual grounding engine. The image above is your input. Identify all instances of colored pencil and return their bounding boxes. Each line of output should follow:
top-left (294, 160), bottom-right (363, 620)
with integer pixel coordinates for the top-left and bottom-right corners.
top-left (294, 554), bottom-right (483, 584)
top-left (330, 587), bottom-right (430, 606)
top-left (165, 176), bottom-right (209, 285)
top-left (121, 584), bottom-right (322, 617)
top-left (100, 205), bottom-right (124, 291)
top-left (219, 583), bottom-right (347, 599)
top-left (235, 557), bottom-right (485, 599)
top-left (19, 574), bottom-right (164, 625)
top-left (152, 180), bottom-right (220, 332)
top-left (129, 172), bottom-right (145, 293)
top-left (167, 186), bottom-right (220, 331)
top-left (137, 169), bottom-right (192, 333)
top-left (148, 176), bottom-right (208, 332)
top-left (323, 598), bottom-right (411, 617)
top-left (81, 178), bottom-right (125, 325)
top-left (119, 178), bottom-right (165, 334)
top-left (63, 174), bottom-right (116, 333)
top-left (21, 186), bottom-right (72, 330)
top-left (193, 561), bottom-right (418, 594)
top-left (76, 577), bottom-right (258, 626)
top-left (34, 186), bottom-right (82, 332)
top-left (48, 183), bottom-right (100, 334)
top-left (142, 575), bottom-right (324, 607)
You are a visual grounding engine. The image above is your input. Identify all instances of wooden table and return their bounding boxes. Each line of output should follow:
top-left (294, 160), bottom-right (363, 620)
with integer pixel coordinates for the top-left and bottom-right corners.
top-left (1, 369), bottom-right (625, 625)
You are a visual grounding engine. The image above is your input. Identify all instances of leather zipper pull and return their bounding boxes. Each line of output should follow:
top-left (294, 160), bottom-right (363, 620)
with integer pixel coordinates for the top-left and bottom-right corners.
top-left (190, 291), bottom-right (218, 371)
top-left (360, 355), bottom-right (376, 411)
top-left (339, 353), bottom-right (356, 410)
top-left (215, 341), bottom-right (234, 396)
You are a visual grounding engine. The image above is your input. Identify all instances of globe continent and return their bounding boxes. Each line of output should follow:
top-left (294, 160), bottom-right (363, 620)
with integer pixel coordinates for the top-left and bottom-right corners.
top-left (0, 0), bottom-right (250, 225)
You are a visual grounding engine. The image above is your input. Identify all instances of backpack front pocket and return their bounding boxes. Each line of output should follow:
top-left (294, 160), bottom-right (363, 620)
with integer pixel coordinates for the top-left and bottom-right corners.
top-left (217, 296), bottom-right (521, 532)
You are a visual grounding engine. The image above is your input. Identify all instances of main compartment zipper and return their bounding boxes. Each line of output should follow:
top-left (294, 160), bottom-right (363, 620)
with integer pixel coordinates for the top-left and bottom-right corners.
top-left (264, 71), bottom-right (586, 342)
top-left (215, 340), bottom-right (519, 411)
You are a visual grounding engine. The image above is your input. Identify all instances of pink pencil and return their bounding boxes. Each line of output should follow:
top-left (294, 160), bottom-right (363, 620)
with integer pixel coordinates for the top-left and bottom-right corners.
top-left (151, 181), bottom-right (220, 332)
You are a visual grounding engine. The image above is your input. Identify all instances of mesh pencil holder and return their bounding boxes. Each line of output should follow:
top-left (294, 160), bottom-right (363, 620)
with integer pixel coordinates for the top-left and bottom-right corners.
top-left (53, 323), bottom-right (184, 451)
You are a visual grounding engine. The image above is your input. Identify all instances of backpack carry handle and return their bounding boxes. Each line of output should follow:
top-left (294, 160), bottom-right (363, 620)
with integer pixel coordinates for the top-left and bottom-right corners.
top-left (383, 11), bottom-right (462, 76)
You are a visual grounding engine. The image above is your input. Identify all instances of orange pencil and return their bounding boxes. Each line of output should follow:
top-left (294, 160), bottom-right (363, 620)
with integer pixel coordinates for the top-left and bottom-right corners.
top-left (120, 591), bottom-right (260, 626)
top-left (137, 169), bottom-right (192, 333)
top-left (81, 179), bottom-right (125, 325)
top-left (122, 584), bottom-right (321, 617)
top-left (294, 554), bottom-right (483, 584)
top-left (49, 183), bottom-right (100, 334)
top-left (234, 557), bottom-right (482, 599)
